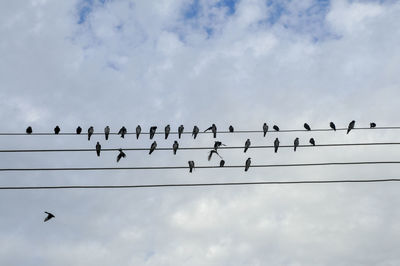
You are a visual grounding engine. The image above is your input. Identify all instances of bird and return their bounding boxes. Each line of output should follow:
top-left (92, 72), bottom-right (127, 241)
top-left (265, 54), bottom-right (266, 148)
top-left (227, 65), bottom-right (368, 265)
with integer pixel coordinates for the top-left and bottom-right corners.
top-left (76, 126), bottom-right (82, 134)
top-left (149, 141), bottom-right (157, 155)
top-left (229, 125), bottom-right (234, 132)
top-left (44, 211), bottom-right (55, 222)
top-left (263, 123), bottom-right (268, 137)
top-left (347, 120), bottom-right (355, 134)
top-left (88, 126), bottom-right (94, 141)
top-left (304, 123), bottom-right (311, 131)
top-left (294, 137), bottom-right (299, 151)
top-left (273, 125), bottom-right (280, 131)
top-left (244, 139), bottom-right (251, 153)
top-left (214, 141), bottom-right (226, 150)
top-left (54, 126), bottom-right (60, 134)
top-left (178, 125), bottom-right (184, 139)
top-left (208, 150), bottom-right (222, 161)
top-left (136, 125), bottom-right (141, 139)
top-left (330, 122), bottom-right (336, 131)
top-left (165, 125), bottom-right (170, 139)
top-left (245, 158), bottom-right (251, 172)
top-left (104, 126), bottom-right (110, 140)
top-left (370, 122), bottom-right (376, 128)
top-left (274, 138), bottom-right (280, 153)
top-left (205, 124), bottom-right (217, 138)
top-left (309, 138), bottom-right (315, 146)
top-left (220, 160), bottom-right (225, 167)
top-left (26, 126), bottom-right (32, 134)
top-left (149, 126), bottom-right (157, 139)
top-left (96, 142), bottom-right (101, 157)
top-left (173, 141), bottom-right (179, 155)
top-left (116, 149), bottom-right (126, 162)
top-left (118, 126), bottom-right (127, 138)
top-left (188, 160), bottom-right (195, 173)
top-left (192, 126), bottom-right (199, 139)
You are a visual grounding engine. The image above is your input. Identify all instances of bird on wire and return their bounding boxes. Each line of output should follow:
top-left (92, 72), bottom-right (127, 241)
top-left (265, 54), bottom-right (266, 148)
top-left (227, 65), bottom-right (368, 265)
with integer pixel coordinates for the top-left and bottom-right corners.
top-left (44, 211), bottom-right (55, 222)
top-left (88, 126), bottom-right (94, 141)
top-left (165, 125), bottom-right (170, 139)
top-left (149, 126), bottom-right (157, 139)
top-left (370, 122), bottom-right (376, 128)
top-left (54, 126), bottom-right (60, 134)
top-left (149, 141), bottom-right (157, 155)
top-left (76, 126), bottom-right (82, 134)
top-left (304, 123), bottom-right (311, 131)
top-left (229, 125), bottom-right (234, 132)
top-left (263, 123), bottom-right (268, 137)
top-left (208, 150), bottom-right (222, 161)
top-left (220, 160), bottom-right (225, 167)
top-left (116, 149), bottom-right (126, 162)
top-left (205, 124), bottom-right (217, 138)
top-left (188, 161), bottom-right (195, 173)
top-left (274, 138), bottom-right (280, 153)
top-left (347, 120), bottom-right (355, 134)
top-left (294, 137), bottom-right (299, 151)
top-left (330, 122), bottom-right (336, 131)
top-left (214, 141), bottom-right (226, 150)
top-left (118, 126), bottom-right (127, 138)
top-left (96, 142), bottom-right (101, 157)
top-left (309, 138), bottom-right (315, 146)
top-left (178, 125), bottom-right (184, 139)
top-left (26, 126), bottom-right (32, 134)
top-left (192, 126), bottom-right (199, 139)
top-left (136, 125), bottom-right (141, 139)
top-left (245, 158), bottom-right (251, 172)
top-left (244, 139), bottom-right (251, 153)
top-left (273, 125), bottom-right (280, 131)
top-left (173, 141), bottom-right (179, 155)
top-left (104, 126), bottom-right (110, 140)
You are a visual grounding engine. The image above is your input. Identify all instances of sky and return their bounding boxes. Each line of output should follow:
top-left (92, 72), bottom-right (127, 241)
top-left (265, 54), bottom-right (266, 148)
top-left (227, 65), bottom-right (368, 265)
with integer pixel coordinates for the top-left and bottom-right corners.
top-left (1, 0), bottom-right (400, 265)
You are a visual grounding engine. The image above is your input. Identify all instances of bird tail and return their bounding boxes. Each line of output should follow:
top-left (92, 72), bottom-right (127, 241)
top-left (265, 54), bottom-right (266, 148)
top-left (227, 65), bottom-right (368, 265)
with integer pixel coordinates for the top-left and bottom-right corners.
top-left (174, 150), bottom-right (177, 155)
top-left (105, 134), bottom-right (108, 140)
top-left (244, 148), bottom-right (248, 153)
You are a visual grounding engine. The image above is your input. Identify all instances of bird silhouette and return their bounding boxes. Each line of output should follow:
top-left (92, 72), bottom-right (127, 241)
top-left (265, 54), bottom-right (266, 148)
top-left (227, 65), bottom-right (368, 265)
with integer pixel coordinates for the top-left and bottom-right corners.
top-left (26, 126), bottom-right (32, 134)
top-left (229, 125), bottom-right (234, 132)
top-left (178, 125), bottom-right (184, 139)
top-left (274, 138), bottom-right (280, 153)
top-left (173, 141), bottom-right (179, 155)
top-left (88, 126), bottom-right (94, 141)
top-left (116, 149), bottom-right (126, 162)
top-left (263, 123), bottom-right (268, 137)
top-left (104, 126), bottom-right (110, 140)
top-left (273, 125), bottom-right (280, 131)
top-left (149, 141), bottom-right (157, 155)
top-left (294, 137), bottom-right (299, 151)
top-left (304, 123), bottom-right (311, 131)
top-left (96, 142), bottom-right (101, 157)
top-left (76, 126), bottom-right (82, 134)
top-left (165, 125), bottom-right (170, 139)
top-left (205, 124), bottom-right (217, 138)
top-left (54, 126), bottom-right (60, 134)
top-left (245, 158), bottom-right (251, 172)
top-left (347, 120), bottom-right (355, 134)
top-left (330, 122), bottom-right (336, 131)
top-left (208, 150), bottom-right (222, 161)
top-left (118, 126), bottom-right (127, 138)
top-left (214, 141), bottom-right (226, 150)
top-left (220, 160), bottom-right (225, 167)
top-left (149, 126), bottom-right (157, 139)
top-left (136, 125), bottom-right (141, 139)
top-left (370, 122), bottom-right (376, 128)
top-left (188, 161), bottom-right (195, 173)
top-left (192, 126), bottom-right (199, 139)
top-left (244, 139), bottom-right (251, 153)
top-left (309, 138), bottom-right (315, 146)
top-left (44, 211), bottom-right (55, 222)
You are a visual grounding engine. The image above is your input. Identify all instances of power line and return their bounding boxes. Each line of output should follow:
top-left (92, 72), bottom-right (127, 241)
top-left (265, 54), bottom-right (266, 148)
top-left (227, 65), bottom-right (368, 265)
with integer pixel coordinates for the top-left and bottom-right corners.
top-left (1, 178), bottom-right (400, 190)
top-left (0, 161), bottom-right (399, 172)
top-left (0, 142), bottom-right (399, 153)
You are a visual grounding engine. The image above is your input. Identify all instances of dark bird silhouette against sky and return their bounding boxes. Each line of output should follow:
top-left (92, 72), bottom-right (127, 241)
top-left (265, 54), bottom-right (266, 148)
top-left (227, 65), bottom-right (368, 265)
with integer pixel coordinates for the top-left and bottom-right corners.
top-left (273, 125), bottom-right (279, 131)
top-left (208, 150), bottom-right (222, 161)
top-left (229, 125), bottom-right (234, 132)
top-left (263, 123), bottom-right (268, 137)
top-left (330, 122), bottom-right (336, 131)
top-left (220, 160), bottom-right (225, 167)
top-left (192, 126), bottom-right (199, 139)
top-left (304, 123), bottom-right (311, 131)
top-left (54, 126), bottom-right (60, 134)
top-left (104, 126), bottom-right (110, 140)
top-left (205, 124), bottom-right (217, 138)
top-left (178, 125), bottom-right (184, 139)
top-left (96, 142), bottom-right (101, 157)
top-left (88, 126), bottom-right (94, 141)
top-left (26, 126), bottom-right (32, 134)
top-left (309, 138), bottom-right (315, 146)
top-left (245, 158), bottom-right (251, 172)
top-left (370, 122), bottom-right (376, 128)
top-left (294, 137), bottom-right (299, 151)
top-left (149, 141), bottom-right (157, 155)
top-left (173, 141), bottom-right (179, 155)
top-left (118, 126), bottom-right (127, 138)
top-left (244, 139), bottom-right (251, 153)
top-left (274, 138), bottom-right (280, 153)
top-left (149, 126), bottom-right (157, 139)
top-left (188, 161), bottom-right (195, 173)
top-left (44, 211), bottom-right (55, 222)
top-left (214, 141), bottom-right (226, 150)
top-left (347, 120), bottom-right (355, 134)
top-left (76, 126), bottom-right (82, 134)
top-left (165, 125), bottom-right (170, 139)
top-left (136, 125), bottom-right (141, 139)
top-left (116, 149), bottom-right (126, 162)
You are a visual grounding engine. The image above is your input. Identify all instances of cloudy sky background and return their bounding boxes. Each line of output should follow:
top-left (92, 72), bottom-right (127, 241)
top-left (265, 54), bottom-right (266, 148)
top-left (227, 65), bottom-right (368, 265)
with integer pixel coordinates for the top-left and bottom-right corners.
top-left (1, 0), bottom-right (400, 265)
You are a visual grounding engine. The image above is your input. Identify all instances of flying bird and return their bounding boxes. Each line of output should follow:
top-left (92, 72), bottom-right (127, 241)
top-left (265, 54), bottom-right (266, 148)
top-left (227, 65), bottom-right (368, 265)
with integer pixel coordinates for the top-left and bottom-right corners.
top-left (118, 126), bottom-right (127, 138)
top-left (149, 141), bottom-right (157, 155)
top-left (54, 126), bottom-right (60, 134)
top-left (304, 123), bottom-right (311, 131)
top-left (330, 122), bottom-right (336, 131)
top-left (96, 142), bottom-right (101, 157)
top-left (294, 137), bottom-right (299, 152)
top-left (347, 120), bottom-right (355, 134)
top-left (116, 149), bottom-right (126, 162)
top-left (214, 141), bottom-right (226, 150)
top-left (26, 126), bottom-right (32, 134)
top-left (245, 158), bottom-right (251, 172)
top-left (309, 138), bottom-right (315, 146)
top-left (178, 125), bottom-right (184, 139)
top-left (208, 150), bottom-right (222, 161)
top-left (76, 126), bottom-right (82, 134)
top-left (104, 126), bottom-right (110, 140)
top-left (220, 160), bottom-right (225, 167)
top-left (44, 211), bottom-right (55, 222)
top-left (149, 126), bottom-right (157, 139)
top-left (229, 125), bottom-right (234, 132)
top-left (274, 138), bottom-right (280, 153)
top-left (273, 125), bottom-right (280, 131)
top-left (370, 122), bottom-right (376, 128)
top-left (244, 139), bottom-right (251, 153)
top-left (165, 125), bottom-right (170, 139)
top-left (192, 126), bottom-right (199, 139)
top-left (263, 123), bottom-right (268, 137)
top-left (205, 124), bottom-right (217, 138)
top-left (188, 160), bottom-right (195, 173)
top-left (136, 125), bottom-right (141, 139)
top-left (88, 126), bottom-right (94, 141)
top-left (173, 141), bottom-right (179, 155)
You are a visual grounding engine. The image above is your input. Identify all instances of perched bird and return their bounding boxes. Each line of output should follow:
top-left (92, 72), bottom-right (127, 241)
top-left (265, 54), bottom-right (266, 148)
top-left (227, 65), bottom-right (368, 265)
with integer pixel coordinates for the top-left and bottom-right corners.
top-left (76, 126), bottom-right (82, 134)
top-left (54, 126), bottom-right (60, 134)
top-left (274, 138), bottom-right (280, 153)
top-left (309, 138), bottom-right (315, 146)
top-left (136, 125), bottom-right (141, 139)
top-left (165, 125), bottom-right (170, 139)
top-left (173, 141), bottom-right (179, 155)
top-left (370, 122), bottom-right (376, 128)
top-left (149, 126), bottom-right (157, 139)
top-left (149, 141), bottom-right (157, 155)
top-left (88, 126), bottom-right (94, 141)
top-left (330, 122), bottom-right (336, 131)
top-left (192, 126), bottom-right (199, 139)
top-left (220, 160), bottom-right (225, 167)
top-left (214, 141), bottom-right (226, 150)
top-left (178, 125), bottom-right (184, 139)
top-left (188, 160), bottom-right (195, 173)
top-left (294, 137), bottom-right (299, 152)
top-left (229, 125), bottom-right (234, 132)
top-left (273, 125), bottom-right (280, 131)
top-left (304, 123), bottom-right (311, 131)
top-left (263, 123), bottom-right (269, 137)
top-left (104, 126), bottom-right (110, 140)
top-left (96, 142), bottom-right (101, 157)
top-left (44, 211), bottom-right (55, 222)
top-left (245, 158), bottom-right (251, 172)
top-left (118, 126), bottom-right (127, 138)
top-left (244, 139), bottom-right (251, 153)
top-left (116, 149), bottom-right (126, 162)
top-left (347, 120), bottom-right (355, 134)
top-left (208, 150), bottom-right (222, 161)
top-left (205, 124), bottom-right (217, 138)
top-left (26, 126), bottom-right (32, 134)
